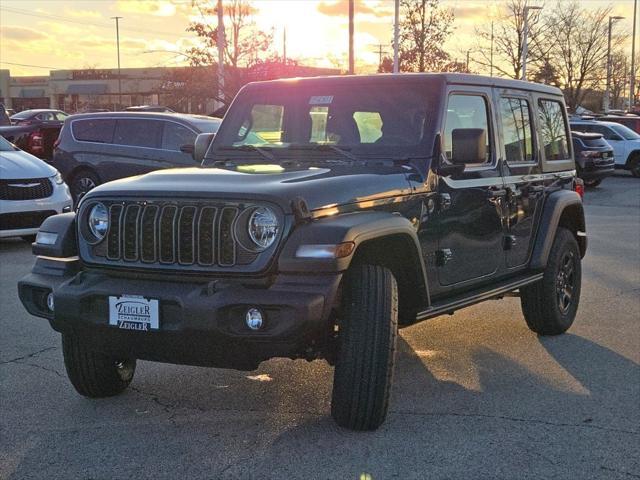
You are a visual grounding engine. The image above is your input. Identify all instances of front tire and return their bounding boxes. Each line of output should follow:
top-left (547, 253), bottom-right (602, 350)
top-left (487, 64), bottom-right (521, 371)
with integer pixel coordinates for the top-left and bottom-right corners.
top-left (520, 227), bottom-right (581, 335)
top-left (331, 264), bottom-right (398, 431)
top-left (62, 334), bottom-right (136, 397)
top-left (629, 155), bottom-right (640, 178)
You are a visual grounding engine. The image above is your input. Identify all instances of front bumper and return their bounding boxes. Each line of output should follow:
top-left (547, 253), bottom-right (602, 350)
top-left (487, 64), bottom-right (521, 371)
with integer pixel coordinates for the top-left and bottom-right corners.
top-left (0, 182), bottom-right (73, 237)
top-left (18, 258), bottom-right (341, 370)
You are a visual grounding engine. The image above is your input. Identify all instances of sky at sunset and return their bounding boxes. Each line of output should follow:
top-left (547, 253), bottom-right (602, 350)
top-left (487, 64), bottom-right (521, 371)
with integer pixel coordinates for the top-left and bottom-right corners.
top-left (0, 0), bottom-right (636, 77)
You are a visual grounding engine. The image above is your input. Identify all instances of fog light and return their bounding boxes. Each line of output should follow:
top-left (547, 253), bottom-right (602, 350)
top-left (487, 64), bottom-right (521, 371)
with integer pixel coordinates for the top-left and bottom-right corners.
top-left (46, 292), bottom-right (54, 312)
top-left (245, 308), bottom-right (264, 330)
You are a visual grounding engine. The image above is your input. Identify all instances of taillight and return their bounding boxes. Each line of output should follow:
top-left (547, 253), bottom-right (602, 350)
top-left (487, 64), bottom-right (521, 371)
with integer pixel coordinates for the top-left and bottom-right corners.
top-left (574, 177), bottom-right (585, 198)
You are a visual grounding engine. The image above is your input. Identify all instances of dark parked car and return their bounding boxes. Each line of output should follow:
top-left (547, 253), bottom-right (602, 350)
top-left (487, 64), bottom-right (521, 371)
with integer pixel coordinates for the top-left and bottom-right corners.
top-left (10, 109), bottom-right (69, 126)
top-left (19, 74), bottom-right (586, 431)
top-left (571, 131), bottom-right (615, 187)
top-left (599, 115), bottom-right (640, 134)
top-left (53, 112), bottom-right (222, 203)
top-left (125, 105), bottom-right (174, 113)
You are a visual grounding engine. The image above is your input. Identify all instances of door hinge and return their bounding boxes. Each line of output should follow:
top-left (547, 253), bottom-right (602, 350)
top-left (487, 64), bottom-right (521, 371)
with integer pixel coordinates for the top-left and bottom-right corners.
top-left (435, 248), bottom-right (453, 266)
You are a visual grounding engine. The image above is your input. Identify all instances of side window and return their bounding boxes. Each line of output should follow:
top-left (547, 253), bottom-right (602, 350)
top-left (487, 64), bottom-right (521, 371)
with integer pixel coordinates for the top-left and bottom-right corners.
top-left (353, 111), bottom-right (383, 143)
top-left (162, 122), bottom-right (196, 151)
top-left (55, 112), bottom-right (68, 121)
top-left (235, 104), bottom-right (284, 145)
top-left (499, 97), bottom-right (534, 163)
top-left (444, 94), bottom-right (492, 164)
top-left (114, 119), bottom-right (163, 148)
top-left (72, 119), bottom-right (116, 143)
top-left (537, 99), bottom-right (570, 161)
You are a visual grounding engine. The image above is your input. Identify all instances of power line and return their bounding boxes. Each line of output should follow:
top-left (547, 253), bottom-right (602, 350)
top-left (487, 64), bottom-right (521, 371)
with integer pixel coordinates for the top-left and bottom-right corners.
top-left (0, 61), bottom-right (60, 70)
top-left (0, 6), bottom-right (187, 39)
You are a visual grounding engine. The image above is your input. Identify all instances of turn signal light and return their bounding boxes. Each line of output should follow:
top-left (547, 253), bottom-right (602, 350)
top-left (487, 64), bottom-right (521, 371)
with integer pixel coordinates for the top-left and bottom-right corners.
top-left (574, 178), bottom-right (585, 199)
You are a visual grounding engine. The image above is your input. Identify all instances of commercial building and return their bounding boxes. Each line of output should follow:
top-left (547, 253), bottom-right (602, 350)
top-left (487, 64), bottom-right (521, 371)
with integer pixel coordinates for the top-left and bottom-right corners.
top-left (0, 64), bottom-right (340, 114)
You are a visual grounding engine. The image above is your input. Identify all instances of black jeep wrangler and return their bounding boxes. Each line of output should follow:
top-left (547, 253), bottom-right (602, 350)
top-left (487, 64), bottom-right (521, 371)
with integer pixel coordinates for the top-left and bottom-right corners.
top-left (18, 74), bottom-right (586, 431)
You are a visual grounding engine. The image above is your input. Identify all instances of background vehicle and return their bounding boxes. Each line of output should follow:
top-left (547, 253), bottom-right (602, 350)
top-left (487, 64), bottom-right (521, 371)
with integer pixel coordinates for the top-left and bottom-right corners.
top-left (0, 104), bottom-right (10, 126)
top-left (570, 120), bottom-right (640, 177)
top-left (125, 105), bottom-right (174, 113)
top-left (571, 131), bottom-right (615, 187)
top-left (19, 74), bottom-right (586, 432)
top-left (0, 136), bottom-right (72, 241)
top-left (53, 112), bottom-right (222, 203)
top-left (599, 115), bottom-right (640, 134)
top-left (10, 109), bottom-right (68, 126)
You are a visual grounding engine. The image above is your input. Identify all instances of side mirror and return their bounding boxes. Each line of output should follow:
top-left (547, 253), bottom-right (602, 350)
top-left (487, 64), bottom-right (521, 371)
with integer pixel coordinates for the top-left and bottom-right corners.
top-left (451, 128), bottom-right (487, 164)
top-left (433, 132), bottom-right (465, 177)
top-left (192, 132), bottom-right (216, 163)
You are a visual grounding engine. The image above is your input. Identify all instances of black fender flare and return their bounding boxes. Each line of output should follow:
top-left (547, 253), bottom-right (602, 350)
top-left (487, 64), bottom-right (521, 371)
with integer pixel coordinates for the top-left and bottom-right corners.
top-left (31, 212), bottom-right (77, 258)
top-left (529, 190), bottom-right (586, 270)
top-left (279, 211), bottom-right (430, 309)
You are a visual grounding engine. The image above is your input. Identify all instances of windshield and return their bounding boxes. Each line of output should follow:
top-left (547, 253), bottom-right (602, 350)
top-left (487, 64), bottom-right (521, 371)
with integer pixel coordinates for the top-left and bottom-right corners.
top-left (10, 111), bottom-right (34, 120)
top-left (609, 123), bottom-right (640, 140)
top-left (207, 80), bottom-right (440, 164)
top-left (0, 136), bottom-right (16, 151)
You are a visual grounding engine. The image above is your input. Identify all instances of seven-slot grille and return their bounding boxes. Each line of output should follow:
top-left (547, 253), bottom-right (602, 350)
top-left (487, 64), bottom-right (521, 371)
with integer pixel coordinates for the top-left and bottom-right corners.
top-left (0, 177), bottom-right (53, 200)
top-left (98, 201), bottom-right (257, 268)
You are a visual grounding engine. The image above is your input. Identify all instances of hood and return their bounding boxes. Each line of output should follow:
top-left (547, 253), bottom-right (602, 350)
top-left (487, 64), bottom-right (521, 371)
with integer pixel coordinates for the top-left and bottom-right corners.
top-left (0, 149), bottom-right (57, 180)
top-left (84, 163), bottom-right (415, 214)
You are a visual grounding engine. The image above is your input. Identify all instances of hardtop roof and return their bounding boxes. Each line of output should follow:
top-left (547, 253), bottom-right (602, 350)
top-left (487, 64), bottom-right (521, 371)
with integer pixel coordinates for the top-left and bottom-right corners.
top-left (244, 72), bottom-right (563, 97)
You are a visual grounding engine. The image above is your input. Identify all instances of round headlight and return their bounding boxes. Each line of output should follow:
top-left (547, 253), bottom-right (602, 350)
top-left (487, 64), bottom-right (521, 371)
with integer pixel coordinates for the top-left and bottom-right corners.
top-left (248, 207), bottom-right (278, 250)
top-left (88, 203), bottom-right (109, 240)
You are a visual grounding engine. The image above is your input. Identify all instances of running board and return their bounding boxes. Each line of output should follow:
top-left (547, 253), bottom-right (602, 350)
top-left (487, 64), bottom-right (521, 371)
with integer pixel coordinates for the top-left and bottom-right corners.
top-left (415, 273), bottom-right (543, 322)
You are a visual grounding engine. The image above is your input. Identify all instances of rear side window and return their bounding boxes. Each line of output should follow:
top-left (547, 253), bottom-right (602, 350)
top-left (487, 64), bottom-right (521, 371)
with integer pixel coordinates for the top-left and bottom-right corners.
top-left (537, 99), bottom-right (570, 161)
top-left (114, 119), bottom-right (163, 148)
top-left (162, 122), bottom-right (196, 151)
top-left (72, 119), bottom-right (116, 143)
top-left (499, 97), bottom-right (534, 163)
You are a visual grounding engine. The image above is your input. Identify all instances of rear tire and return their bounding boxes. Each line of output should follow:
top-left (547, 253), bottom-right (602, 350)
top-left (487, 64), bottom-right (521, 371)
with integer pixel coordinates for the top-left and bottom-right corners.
top-left (62, 334), bottom-right (135, 397)
top-left (331, 264), bottom-right (398, 431)
top-left (520, 227), bottom-right (581, 335)
top-left (70, 170), bottom-right (100, 206)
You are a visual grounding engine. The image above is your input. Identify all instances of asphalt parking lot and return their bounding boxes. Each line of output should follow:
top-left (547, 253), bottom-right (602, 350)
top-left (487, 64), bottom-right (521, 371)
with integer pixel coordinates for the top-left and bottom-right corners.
top-left (1, 173), bottom-right (638, 480)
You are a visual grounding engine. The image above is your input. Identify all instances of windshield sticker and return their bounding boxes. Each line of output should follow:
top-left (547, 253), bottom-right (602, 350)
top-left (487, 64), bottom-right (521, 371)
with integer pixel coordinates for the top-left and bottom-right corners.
top-left (309, 95), bottom-right (334, 105)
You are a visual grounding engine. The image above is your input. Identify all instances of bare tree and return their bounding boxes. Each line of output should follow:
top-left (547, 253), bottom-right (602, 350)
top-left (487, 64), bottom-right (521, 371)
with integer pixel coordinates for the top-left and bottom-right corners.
top-left (609, 51), bottom-right (628, 110)
top-left (394, 0), bottom-right (455, 72)
top-left (474, 0), bottom-right (546, 79)
top-left (185, 0), bottom-right (273, 105)
top-left (544, 1), bottom-right (626, 111)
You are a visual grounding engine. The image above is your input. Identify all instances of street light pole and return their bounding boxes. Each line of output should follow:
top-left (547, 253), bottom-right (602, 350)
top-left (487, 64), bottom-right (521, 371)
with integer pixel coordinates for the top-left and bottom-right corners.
top-left (605, 16), bottom-right (625, 113)
top-left (521, 6), bottom-right (542, 81)
top-left (393, 0), bottom-right (400, 73)
top-left (111, 16), bottom-right (123, 108)
top-left (630, 0), bottom-right (637, 110)
top-left (348, 0), bottom-right (355, 74)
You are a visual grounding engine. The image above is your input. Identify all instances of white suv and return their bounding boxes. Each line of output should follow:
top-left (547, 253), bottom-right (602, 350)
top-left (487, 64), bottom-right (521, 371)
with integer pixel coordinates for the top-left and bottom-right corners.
top-left (570, 120), bottom-right (640, 177)
top-left (0, 136), bottom-right (72, 241)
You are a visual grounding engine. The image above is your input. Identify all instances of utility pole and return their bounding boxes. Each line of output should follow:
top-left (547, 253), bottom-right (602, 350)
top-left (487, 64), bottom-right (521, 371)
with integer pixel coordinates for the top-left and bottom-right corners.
top-left (393, 0), bottom-right (400, 73)
top-left (348, 0), bottom-right (355, 74)
top-left (283, 27), bottom-right (287, 64)
top-left (217, 0), bottom-right (225, 107)
top-left (372, 44), bottom-right (388, 70)
top-left (111, 16), bottom-right (123, 108)
top-left (521, 6), bottom-right (542, 81)
top-left (466, 49), bottom-right (471, 73)
top-left (605, 16), bottom-right (625, 112)
top-left (630, 0), bottom-right (637, 110)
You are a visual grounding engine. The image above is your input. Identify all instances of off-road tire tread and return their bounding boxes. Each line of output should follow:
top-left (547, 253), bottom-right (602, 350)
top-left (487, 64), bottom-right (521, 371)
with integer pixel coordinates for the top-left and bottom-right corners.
top-left (331, 264), bottom-right (398, 431)
top-left (62, 334), bottom-right (135, 397)
top-left (520, 227), bottom-right (581, 335)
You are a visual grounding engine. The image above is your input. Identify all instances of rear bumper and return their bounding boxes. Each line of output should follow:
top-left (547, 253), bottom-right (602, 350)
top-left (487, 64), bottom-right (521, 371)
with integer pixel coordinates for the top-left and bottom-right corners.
top-left (577, 160), bottom-right (615, 181)
top-left (18, 259), bottom-right (341, 370)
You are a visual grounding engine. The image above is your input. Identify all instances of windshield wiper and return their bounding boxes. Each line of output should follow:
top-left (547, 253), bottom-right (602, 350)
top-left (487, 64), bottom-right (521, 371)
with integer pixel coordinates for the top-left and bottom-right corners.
top-left (288, 144), bottom-right (359, 162)
top-left (218, 145), bottom-right (277, 163)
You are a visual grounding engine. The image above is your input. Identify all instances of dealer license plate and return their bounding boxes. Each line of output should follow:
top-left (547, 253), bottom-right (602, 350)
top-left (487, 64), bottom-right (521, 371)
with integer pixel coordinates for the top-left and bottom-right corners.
top-left (109, 295), bottom-right (159, 331)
